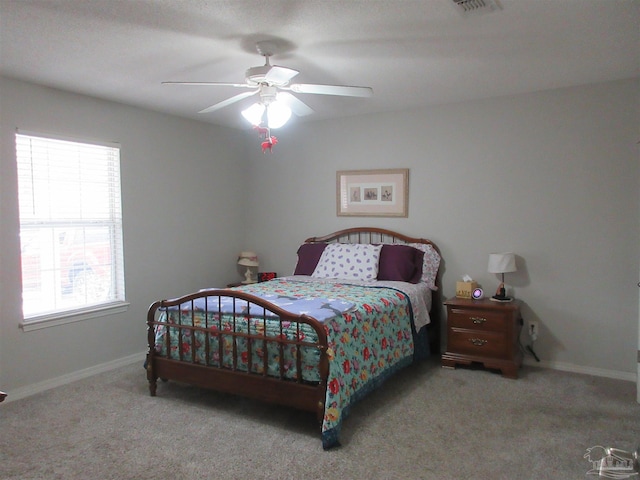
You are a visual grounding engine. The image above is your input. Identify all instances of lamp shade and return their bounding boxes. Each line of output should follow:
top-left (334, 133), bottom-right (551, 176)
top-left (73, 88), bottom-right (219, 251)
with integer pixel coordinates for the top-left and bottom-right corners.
top-left (488, 253), bottom-right (517, 274)
top-left (238, 251), bottom-right (259, 267)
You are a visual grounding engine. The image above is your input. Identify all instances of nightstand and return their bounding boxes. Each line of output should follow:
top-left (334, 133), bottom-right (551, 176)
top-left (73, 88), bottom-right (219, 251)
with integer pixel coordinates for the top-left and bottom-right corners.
top-left (442, 297), bottom-right (523, 379)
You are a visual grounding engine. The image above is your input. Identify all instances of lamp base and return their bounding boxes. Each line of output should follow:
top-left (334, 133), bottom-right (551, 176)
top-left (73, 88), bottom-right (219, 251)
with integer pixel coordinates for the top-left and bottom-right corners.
top-left (490, 295), bottom-right (513, 303)
top-left (242, 268), bottom-right (257, 284)
top-left (491, 283), bottom-right (513, 302)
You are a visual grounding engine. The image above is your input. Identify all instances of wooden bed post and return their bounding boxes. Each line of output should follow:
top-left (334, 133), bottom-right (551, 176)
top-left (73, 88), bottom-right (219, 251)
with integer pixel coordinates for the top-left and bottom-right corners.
top-left (146, 362), bottom-right (158, 396)
top-left (316, 341), bottom-right (330, 425)
top-left (146, 301), bottom-right (161, 397)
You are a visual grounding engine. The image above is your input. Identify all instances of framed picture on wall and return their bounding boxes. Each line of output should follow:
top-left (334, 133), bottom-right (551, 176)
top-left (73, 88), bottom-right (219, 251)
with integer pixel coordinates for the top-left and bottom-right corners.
top-left (336, 168), bottom-right (409, 217)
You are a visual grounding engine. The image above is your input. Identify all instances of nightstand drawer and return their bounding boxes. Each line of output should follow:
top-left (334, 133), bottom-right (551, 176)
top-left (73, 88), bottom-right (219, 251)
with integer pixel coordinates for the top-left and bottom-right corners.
top-left (448, 308), bottom-right (508, 332)
top-left (447, 328), bottom-right (507, 358)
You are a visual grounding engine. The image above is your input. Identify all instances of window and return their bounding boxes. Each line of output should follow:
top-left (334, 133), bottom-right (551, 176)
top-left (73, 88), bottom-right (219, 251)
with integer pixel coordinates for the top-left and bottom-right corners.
top-left (16, 132), bottom-right (126, 327)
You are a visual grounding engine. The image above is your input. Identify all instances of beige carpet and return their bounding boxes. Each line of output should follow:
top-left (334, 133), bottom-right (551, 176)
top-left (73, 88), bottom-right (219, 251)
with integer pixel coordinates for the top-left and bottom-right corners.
top-left (1, 358), bottom-right (638, 480)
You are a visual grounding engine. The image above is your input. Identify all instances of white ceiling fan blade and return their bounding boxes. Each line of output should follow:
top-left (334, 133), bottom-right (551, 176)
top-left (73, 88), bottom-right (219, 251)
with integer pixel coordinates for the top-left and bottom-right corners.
top-left (199, 90), bottom-right (259, 114)
top-left (265, 65), bottom-right (299, 85)
top-left (288, 83), bottom-right (373, 98)
top-left (277, 92), bottom-right (314, 117)
top-left (162, 81), bottom-right (253, 88)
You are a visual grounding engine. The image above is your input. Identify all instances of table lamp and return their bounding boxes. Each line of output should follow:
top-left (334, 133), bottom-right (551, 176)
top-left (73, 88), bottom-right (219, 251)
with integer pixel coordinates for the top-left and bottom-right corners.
top-left (238, 251), bottom-right (259, 284)
top-left (488, 252), bottom-right (517, 302)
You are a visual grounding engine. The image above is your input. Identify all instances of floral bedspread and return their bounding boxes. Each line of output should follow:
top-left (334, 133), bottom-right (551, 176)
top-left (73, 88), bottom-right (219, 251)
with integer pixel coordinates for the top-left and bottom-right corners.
top-left (155, 278), bottom-right (416, 449)
top-left (238, 279), bottom-right (416, 448)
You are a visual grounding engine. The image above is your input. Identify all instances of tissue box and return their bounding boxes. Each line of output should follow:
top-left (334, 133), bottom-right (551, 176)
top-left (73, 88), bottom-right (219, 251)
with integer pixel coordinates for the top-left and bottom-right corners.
top-left (456, 281), bottom-right (478, 299)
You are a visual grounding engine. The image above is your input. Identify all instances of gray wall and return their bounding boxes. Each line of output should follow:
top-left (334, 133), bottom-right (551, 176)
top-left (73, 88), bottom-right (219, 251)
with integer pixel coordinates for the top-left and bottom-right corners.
top-left (244, 78), bottom-right (639, 378)
top-left (1, 76), bottom-right (637, 397)
top-left (0, 77), bottom-right (248, 392)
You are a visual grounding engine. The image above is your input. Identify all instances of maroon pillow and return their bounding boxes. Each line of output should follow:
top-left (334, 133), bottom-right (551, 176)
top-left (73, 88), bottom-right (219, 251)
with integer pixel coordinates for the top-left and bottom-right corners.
top-left (377, 244), bottom-right (424, 283)
top-left (294, 243), bottom-right (327, 275)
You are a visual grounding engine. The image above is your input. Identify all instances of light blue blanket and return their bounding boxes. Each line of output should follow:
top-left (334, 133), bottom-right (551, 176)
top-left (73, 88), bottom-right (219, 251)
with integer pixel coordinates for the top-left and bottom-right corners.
top-left (163, 291), bottom-right (355, 323)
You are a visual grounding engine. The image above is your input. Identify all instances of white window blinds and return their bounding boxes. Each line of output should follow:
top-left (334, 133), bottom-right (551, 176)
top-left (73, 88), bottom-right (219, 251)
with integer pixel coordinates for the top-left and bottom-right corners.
top-left (16, 132), bottom-right (126, 320)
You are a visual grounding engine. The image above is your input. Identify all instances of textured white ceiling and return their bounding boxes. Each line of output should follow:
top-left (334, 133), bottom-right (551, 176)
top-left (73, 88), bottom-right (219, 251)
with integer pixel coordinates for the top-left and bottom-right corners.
top-left (1, 0), bottom-right (638, 130)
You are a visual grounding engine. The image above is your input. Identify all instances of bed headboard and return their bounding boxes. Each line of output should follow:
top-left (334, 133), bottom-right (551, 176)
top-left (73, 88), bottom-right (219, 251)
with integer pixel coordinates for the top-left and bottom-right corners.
top-left (305, 227), bottom-right (440, 253)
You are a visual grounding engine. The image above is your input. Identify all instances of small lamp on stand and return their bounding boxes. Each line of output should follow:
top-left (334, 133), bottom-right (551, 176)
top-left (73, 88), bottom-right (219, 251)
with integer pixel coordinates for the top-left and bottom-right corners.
top-left (238, 251), bottom-right (259, 284)
top-left (488, 252), bottom-right (517, 302)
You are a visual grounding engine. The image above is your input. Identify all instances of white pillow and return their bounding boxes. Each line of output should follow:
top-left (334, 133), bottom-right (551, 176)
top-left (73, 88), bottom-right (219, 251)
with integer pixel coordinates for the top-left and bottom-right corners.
top-left (311, 244), bottom-right (382, 281)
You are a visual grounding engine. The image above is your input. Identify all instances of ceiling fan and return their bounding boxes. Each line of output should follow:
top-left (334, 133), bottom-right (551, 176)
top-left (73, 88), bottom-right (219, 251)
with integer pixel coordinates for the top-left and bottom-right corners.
top-left (162, 41), bottom-right (373, 127)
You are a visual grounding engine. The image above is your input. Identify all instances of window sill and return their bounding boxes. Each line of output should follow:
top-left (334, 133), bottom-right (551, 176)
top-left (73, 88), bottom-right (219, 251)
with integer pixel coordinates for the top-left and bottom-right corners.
top-left (19, 301), bottom-right (130, 332)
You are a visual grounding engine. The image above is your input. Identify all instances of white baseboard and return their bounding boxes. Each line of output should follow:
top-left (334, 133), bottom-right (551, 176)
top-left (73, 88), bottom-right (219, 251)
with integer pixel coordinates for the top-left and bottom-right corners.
top-left (523, 357), bottom-right (637, 383)
top-left (3, 351), bottom-right (146, 403)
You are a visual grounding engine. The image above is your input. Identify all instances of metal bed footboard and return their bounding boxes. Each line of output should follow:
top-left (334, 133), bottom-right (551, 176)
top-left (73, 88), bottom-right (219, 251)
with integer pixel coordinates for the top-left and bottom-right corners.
top-left (146, 289), bottom-right (330, 422)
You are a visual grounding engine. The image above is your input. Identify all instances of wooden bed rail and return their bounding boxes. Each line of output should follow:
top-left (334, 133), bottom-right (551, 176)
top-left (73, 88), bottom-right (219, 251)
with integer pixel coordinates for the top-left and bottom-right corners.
top-left (146, 289), bottom-right (330, 422)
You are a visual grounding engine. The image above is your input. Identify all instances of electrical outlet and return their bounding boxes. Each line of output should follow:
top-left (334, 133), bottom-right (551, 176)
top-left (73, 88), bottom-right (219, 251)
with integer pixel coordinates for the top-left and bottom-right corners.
top-left (528, 320), bottom-right (539, 339)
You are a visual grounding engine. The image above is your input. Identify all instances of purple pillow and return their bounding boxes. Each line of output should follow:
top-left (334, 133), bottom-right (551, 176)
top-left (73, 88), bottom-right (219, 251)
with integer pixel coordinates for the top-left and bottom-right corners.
top-left (294, 243), bottom-right (327, 275)
top-left (377, 244), bottom-right (424, 283)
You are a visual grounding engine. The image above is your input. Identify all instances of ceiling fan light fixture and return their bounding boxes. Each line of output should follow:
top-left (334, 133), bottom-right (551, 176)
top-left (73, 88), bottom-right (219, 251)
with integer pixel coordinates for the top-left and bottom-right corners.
top-left (266, 101), bottom-right (291, 129)
top-left (241, 100), bottom-right (291, 129)
top-left (241, 103), bottom-right (265, 126)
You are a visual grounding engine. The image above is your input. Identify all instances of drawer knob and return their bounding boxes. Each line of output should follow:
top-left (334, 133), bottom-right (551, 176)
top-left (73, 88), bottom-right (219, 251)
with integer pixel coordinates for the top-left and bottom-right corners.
top-left (469, 338), bottom-right (488, 346)
top-left (471, 317), bottom-right (487, 325)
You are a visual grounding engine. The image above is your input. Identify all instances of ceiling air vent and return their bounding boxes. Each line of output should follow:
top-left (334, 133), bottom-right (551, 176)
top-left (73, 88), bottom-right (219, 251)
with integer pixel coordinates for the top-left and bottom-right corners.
top-left (451, 0), bottom-right (502, 16)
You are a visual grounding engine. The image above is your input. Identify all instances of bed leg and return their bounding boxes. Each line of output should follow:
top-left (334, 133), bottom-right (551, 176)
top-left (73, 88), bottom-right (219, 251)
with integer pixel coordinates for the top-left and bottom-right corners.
top-left (148, 378), bottom-right (157, 397)
top-left (316, 400), bottom-right (324, 425)
top-left (146, 355), bottom-right (157, 397)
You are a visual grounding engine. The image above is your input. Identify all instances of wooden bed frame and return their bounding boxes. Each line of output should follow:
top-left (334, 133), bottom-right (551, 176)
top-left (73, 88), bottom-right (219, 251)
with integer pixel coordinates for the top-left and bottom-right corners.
top-left (146, 227), bottom-right (441, 438)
